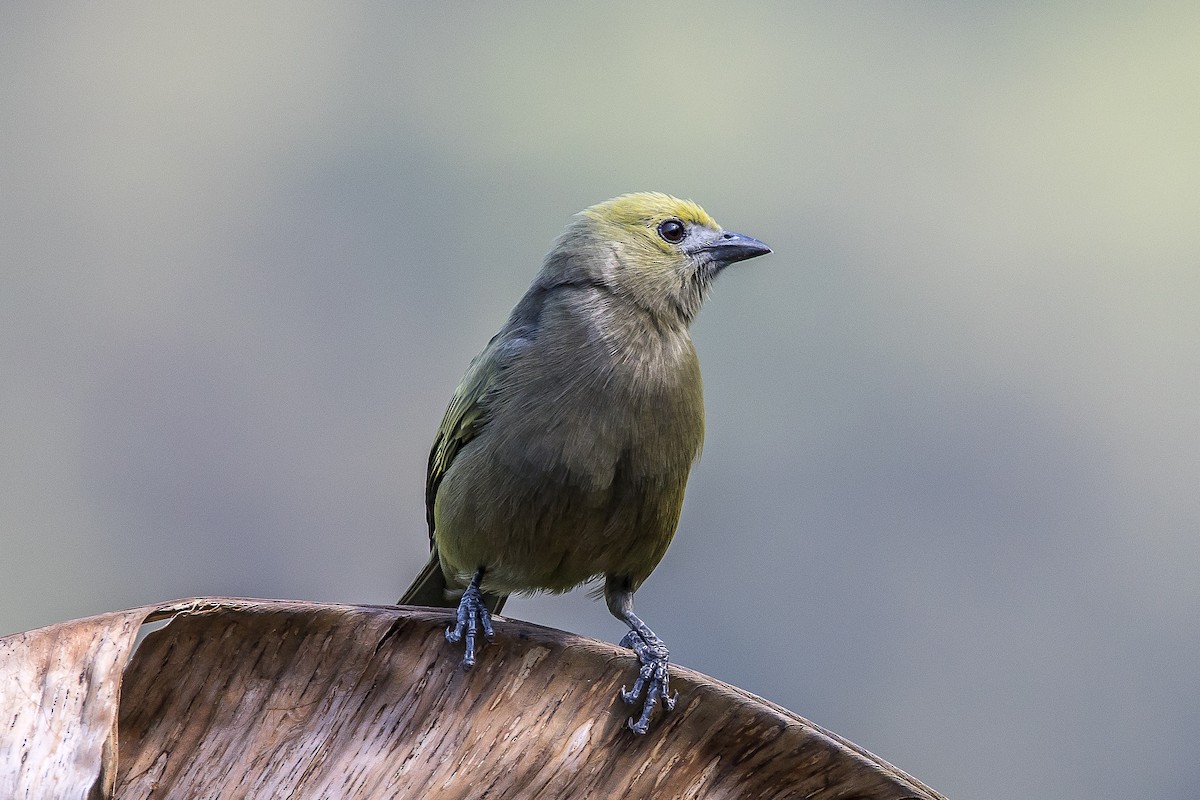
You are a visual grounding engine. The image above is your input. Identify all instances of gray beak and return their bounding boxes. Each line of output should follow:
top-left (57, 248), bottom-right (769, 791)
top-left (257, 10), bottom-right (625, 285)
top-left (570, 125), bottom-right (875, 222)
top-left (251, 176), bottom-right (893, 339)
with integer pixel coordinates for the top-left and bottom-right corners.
top-left (700, 230), bottom-right (772, 267)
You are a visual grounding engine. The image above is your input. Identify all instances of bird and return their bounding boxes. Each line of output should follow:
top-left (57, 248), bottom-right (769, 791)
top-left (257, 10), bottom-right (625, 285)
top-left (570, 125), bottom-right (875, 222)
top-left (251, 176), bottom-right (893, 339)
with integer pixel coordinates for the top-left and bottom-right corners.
top-left (400, 192), bottom-right (771, 733)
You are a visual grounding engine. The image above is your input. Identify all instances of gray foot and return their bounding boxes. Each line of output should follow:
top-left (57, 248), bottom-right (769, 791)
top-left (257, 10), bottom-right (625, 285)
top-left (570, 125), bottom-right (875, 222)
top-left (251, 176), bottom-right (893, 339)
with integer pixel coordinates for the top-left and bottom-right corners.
top-left (445, 580), bottom-right (494, 668)
top-left (619, 629), bottom-right (678, 734)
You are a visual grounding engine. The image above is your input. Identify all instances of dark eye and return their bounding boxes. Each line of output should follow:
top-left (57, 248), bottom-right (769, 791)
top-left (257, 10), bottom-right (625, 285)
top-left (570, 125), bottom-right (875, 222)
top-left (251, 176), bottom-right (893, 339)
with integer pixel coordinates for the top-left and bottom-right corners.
top-left (657, 218), bottom-right (686, 244)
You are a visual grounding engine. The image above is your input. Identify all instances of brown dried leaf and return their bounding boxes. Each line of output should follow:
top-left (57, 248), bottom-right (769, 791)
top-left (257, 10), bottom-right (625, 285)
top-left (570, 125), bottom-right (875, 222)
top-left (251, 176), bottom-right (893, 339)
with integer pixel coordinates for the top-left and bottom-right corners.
top-left (2, 599), bottom-right (946, 799)
top-left (1, 606), bottom-right (147, 799)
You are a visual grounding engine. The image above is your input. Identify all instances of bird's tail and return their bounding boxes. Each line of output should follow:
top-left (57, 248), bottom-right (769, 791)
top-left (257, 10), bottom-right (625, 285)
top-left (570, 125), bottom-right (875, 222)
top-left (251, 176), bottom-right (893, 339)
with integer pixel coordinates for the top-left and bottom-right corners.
top-left (399, 546), bottom-right (509, 615)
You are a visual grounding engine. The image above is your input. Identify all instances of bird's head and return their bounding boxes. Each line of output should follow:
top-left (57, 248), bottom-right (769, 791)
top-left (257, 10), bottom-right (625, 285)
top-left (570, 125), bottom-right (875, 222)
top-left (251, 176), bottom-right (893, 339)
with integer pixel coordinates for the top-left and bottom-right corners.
top-left (542, 192), bottom-right (771, 325)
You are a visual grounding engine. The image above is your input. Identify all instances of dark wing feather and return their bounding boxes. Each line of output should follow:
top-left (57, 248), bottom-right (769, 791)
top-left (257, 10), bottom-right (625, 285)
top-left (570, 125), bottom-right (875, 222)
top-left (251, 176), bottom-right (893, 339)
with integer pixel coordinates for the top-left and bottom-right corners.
top-left (424, 344), bottom-right (503, 544)
top-left (415, 319), bottom-right (533, 612)
top-left (401, 345), bottom-right (504, 610)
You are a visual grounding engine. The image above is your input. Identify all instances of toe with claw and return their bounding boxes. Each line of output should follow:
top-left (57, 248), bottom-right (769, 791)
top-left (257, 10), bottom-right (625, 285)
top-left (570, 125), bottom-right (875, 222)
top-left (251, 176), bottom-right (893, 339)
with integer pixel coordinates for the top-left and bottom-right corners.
top-left (445, 574), bottom-right (494, 668)
top-left (619, 629), bottom-right (678, 734)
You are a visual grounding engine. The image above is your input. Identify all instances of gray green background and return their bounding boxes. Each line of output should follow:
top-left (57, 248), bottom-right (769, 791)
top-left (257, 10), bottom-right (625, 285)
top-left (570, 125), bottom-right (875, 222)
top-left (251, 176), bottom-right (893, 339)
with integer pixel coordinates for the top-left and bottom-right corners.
top-left (4, 4), bottom-right (1198, 799)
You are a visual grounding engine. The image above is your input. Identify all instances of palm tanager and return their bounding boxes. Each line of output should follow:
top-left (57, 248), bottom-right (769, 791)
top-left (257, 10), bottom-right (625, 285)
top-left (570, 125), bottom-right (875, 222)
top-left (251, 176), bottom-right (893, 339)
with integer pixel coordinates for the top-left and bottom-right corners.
top-left (400, 192), bottom-right (771, 733)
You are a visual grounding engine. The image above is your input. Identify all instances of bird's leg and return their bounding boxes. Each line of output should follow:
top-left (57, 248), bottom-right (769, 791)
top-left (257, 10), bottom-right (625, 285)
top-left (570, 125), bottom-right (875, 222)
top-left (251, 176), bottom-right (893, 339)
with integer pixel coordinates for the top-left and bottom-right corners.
top-left (605, 576), bottom-right (678, 734)
top-left (445, 567), bottom-right (494, 668)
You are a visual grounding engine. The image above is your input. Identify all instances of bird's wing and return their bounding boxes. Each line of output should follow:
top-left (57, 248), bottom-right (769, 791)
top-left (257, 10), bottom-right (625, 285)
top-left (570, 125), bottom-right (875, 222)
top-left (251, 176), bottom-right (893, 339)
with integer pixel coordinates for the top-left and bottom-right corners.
top-left (425, 335), bottom-right (523, 545)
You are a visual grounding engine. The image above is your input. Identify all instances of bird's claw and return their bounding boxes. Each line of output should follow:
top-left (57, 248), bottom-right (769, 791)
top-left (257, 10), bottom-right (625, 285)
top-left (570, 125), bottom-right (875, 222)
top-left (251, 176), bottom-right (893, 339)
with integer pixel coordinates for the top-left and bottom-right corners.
top-left (619, 630), bottom-right (677, 734)
top-left (445, 583), bottom-right (494, 668)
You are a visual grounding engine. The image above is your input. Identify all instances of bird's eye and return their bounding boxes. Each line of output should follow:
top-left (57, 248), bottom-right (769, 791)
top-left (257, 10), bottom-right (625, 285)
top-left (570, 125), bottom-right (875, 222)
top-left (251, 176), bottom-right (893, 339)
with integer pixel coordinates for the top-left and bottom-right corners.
top-left (657, 218), bottom-right (686, 244)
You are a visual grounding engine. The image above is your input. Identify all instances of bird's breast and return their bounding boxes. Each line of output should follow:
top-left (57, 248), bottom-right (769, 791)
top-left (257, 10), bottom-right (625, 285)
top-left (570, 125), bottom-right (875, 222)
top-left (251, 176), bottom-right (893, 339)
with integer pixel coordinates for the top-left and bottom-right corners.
top-left (495, 329), bottom-right (703, 488)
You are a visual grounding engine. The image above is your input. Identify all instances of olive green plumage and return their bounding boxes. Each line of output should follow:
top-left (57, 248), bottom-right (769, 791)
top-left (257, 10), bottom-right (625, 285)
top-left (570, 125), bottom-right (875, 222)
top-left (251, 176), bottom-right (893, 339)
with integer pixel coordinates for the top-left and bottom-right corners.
top-left (400, 192), bottom-right (770, 733)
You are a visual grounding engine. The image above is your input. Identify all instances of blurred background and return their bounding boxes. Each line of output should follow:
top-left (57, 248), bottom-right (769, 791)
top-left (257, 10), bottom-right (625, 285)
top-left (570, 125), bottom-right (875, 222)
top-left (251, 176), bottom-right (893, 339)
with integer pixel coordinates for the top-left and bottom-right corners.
top-left (3, 4), bottom-right (1198, 798)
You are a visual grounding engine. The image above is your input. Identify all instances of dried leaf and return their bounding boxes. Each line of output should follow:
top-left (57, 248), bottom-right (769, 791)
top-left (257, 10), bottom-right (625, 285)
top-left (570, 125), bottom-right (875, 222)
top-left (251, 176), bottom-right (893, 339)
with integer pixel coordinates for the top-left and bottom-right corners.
top-left (1, 599), bottom-right (945, 799)
top-left (1, 607), bottom-right (147, 799)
